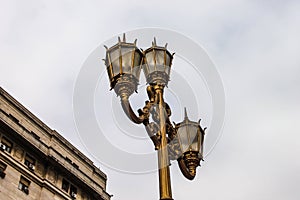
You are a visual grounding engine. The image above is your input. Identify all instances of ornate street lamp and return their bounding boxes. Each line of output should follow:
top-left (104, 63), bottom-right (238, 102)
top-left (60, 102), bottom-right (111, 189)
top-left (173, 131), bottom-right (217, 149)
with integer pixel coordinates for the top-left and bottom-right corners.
top-left (103, 34), bottom-right (206, 200)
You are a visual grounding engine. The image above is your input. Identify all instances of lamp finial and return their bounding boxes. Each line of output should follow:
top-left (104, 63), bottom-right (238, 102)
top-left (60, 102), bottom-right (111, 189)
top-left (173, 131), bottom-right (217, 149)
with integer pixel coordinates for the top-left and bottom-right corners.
top-left (123, 33), bottom-right (126, 42)
top-left (153, 37), bottom-right (157, 46)
top-left (184, 107), bottom-right (188, 120)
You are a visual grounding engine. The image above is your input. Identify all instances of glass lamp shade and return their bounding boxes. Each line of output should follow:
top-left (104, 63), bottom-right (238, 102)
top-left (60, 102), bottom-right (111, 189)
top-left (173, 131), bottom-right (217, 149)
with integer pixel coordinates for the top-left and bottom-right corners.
top-left (142, 43), bottom-right (173, 86)
top-left (173, 109), bottom-right (206, 180)
top-left (105, 40), bottom-right (143, 91)
top-left (175, 110), bottom-right (205, 157)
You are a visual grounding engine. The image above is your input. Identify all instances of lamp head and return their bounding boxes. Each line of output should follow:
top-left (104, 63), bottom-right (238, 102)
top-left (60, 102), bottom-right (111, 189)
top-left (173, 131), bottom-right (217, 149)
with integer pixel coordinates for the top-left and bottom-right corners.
top-left (104, 34), bottom-right (143, 97)
top-left (142, 38), bottom-right (174, 86)
top-left (174, 108), bottom-right (206, 176)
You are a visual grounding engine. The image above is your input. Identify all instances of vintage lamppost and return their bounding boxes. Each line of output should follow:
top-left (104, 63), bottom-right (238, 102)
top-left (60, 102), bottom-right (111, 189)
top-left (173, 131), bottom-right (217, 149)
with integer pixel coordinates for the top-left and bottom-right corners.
top-left (103, 34), bottom-right (206, 200)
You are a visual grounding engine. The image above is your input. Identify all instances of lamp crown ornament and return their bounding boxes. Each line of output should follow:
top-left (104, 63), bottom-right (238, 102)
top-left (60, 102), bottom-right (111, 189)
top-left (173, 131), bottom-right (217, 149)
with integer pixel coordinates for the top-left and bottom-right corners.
top-left (103, 34), bottom-right (206, 200)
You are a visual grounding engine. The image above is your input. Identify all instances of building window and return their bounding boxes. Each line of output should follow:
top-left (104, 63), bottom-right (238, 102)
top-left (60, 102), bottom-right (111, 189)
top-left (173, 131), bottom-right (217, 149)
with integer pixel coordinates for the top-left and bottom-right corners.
top-left (62, 179), bottom-right (77, 199)
top-left (18, 176), bottom-right (30, 194)
top-left (24, 154), bottom-right (36, 171)
top-left (62, 179), bottom-right (70, 192)
top-left (70, 185), bottom-right (77, 199)
top-left (0, 137), bottom-right (13, 153)
top-left (0, 161), bottom-right (7, 178)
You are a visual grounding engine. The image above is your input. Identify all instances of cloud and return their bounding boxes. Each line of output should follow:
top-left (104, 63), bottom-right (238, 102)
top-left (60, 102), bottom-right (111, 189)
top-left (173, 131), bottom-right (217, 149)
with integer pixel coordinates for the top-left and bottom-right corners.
top-left (1, 0), bottom-right (300, 199)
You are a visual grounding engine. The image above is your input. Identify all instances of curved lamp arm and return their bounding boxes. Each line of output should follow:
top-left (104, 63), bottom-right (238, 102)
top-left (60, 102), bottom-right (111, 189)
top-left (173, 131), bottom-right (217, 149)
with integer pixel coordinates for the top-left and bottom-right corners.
top-left (120, 97), bottom-right (144, 124)
top-left (177, 157), bottom-right (196, 180)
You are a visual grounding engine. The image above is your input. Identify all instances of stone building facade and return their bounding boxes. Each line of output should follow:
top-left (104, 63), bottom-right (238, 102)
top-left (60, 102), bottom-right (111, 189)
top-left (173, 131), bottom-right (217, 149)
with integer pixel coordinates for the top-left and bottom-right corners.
top-left (0, 87), bottom-right (111, 200)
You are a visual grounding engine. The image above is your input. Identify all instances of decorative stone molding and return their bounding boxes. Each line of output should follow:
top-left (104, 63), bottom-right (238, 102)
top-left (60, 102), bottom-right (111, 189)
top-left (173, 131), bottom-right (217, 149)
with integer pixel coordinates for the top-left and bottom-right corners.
top-left (13, 146), bottom-right (24, 161)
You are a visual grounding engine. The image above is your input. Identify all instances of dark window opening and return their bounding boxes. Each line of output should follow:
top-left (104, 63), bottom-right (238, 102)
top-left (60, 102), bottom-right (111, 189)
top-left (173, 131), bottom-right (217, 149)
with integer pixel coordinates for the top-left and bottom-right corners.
top-left (30, 131), bottom-right (40, 140)
top-left (70, 185), bottom-right (77, 199)
top-left (0, 161), bottom-right (7, 178)
top-left (18, 176), bottom-right (30, 195)
top-left (62, 179), bottom-right (70, 192)
top-left (72, 163), bottom-right (79, 169)
top-left (24, 154), bottom-right (36, 171)
top-left (65, 157), bottom-right (72, 163)
top-left (8, 114), bottom-right (19, 123)
top-left (0, 137), bottom-right (13, 153)
top-left (62, 178), bottom-right (77, 199)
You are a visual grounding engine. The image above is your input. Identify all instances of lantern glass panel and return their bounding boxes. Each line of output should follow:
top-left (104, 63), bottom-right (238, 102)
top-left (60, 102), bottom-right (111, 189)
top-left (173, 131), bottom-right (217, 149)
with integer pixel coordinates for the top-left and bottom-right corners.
top-left (178, 125), bottom-right (189, 152)
top-left (133, 51), bottom-right (142, 67)
top-left (145, 51), bottom-right (155, 73)
top-left (121, 46), bottom-right (134, 74)
top-left (133, 51), bottom-right (142, 79)
top-left (189, 126), bottom-right (199, 151)
top-left (166, 53), bottom-right (171, 66)
top-left (164, 65), bottom-right (171, 76)
top-left (198, 130), bottom-right (203, 153)
top-left (132, 65), bottom-right (141, 80)
top-left (155, 50), bottom-right (165, 67)
top-left (110, 49), bottom-right (121, 76)
top-left (166, 54), bottom-right (171, 75)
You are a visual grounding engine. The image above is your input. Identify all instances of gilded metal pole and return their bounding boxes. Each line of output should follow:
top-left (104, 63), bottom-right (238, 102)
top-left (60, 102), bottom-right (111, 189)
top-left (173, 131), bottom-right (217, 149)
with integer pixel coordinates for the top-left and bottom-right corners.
top-left (155, 85), bottom-right (173, 200)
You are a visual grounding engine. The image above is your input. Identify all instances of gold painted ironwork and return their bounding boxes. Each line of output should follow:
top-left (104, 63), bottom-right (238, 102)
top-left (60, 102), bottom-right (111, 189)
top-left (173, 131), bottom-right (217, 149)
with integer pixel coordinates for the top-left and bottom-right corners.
top-left (103, 35), bottom-right (206, 200)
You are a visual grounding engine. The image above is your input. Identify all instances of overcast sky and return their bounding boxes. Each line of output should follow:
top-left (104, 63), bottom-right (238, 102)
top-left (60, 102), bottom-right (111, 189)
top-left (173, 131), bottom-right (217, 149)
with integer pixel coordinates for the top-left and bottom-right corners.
top-left (1, 0), bottom-right (300, 200)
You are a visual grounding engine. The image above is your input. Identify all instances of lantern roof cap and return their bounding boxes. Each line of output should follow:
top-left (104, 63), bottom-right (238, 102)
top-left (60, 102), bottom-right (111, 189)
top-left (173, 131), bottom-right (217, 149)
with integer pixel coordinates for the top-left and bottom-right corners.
top-left (105, 33), bottom-right (140, 53)
top-left (174, 108), bottom-right (200, 128)
top-left (144, 37), bottom-right (174, 57)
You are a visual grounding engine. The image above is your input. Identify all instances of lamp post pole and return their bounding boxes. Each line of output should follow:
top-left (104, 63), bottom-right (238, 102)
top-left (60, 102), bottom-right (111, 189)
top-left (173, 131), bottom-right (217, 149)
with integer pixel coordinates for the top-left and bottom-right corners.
top-left (156, 85), bottom-right (173, 200)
